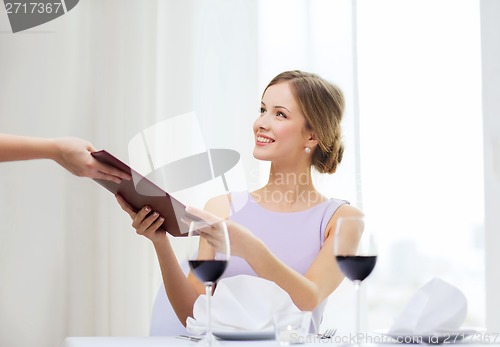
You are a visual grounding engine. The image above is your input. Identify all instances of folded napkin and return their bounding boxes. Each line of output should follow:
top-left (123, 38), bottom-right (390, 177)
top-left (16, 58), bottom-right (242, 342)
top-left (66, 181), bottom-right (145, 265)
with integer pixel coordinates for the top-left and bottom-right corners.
top-left (389, 278), bottom-right (467, 335)
top-left (186, 275), bottom-right (300, 334)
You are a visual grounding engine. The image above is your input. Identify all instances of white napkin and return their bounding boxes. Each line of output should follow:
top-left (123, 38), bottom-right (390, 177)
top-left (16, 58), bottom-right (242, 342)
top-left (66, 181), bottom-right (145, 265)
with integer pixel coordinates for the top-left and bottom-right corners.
top-left (389, 278), bottom-right (467, 335)
top-left (186, 275), bottom-right (300, 334)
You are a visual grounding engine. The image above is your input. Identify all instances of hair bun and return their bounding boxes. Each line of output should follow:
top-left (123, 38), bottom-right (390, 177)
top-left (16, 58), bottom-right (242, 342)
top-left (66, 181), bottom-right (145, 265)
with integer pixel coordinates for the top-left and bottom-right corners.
top-left (313, 141), bottom-right (344, 174)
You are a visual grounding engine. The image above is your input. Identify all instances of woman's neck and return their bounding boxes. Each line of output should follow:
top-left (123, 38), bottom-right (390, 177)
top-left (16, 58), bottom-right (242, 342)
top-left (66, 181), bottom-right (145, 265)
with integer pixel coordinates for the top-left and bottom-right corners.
top-left (268, 163), bottom-right (313, 190)
top-left (254, 163), bottom-right (325, 211)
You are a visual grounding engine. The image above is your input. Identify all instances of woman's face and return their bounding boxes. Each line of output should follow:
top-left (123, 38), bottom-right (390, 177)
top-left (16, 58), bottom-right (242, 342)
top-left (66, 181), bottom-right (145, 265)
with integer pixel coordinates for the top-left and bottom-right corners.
top-left (253, 82), bottom-right (312, 164)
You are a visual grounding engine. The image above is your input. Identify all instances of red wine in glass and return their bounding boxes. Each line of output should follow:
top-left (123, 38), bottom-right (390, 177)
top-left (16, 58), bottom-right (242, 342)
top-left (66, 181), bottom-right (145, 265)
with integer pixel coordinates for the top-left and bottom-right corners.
top-left (188, 220), bottom-right (230, 346)
top-left (189, 260), bottom-right (228, 283)
top-left (335, 255), bottom-right (377, 282)
top-left (334, 216), bottom-right (377, 342)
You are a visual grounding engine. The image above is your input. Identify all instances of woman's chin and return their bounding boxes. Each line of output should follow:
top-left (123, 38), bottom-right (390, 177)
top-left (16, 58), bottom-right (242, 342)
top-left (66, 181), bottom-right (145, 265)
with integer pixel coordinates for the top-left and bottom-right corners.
top-left (253, 148), bottom-right (272, 161)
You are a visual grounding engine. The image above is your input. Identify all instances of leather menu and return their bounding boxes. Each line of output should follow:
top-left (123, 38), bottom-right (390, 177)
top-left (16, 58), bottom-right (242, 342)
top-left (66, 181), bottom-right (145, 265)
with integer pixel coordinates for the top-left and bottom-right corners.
top-left (91, 150), bottom-right (189, 237)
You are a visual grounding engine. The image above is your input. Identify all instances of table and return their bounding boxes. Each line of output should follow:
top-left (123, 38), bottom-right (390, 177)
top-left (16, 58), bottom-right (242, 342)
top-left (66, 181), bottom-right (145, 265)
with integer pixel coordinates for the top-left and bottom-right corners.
top-left (62, 336), bottom-right (500, 347)
top-left (62, 336), bottom-right (278, 347)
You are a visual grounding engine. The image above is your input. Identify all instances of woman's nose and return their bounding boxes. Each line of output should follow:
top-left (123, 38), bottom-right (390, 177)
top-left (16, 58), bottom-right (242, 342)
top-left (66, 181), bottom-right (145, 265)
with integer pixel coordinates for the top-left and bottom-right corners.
top-left (255, 112), bottom-right (270, 130)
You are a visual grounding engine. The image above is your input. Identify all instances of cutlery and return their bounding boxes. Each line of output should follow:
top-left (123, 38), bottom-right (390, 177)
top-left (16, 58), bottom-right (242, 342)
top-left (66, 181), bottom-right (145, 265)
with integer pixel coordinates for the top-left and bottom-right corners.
top-left (177, 335), bottom-right (202, 342)
top-left (320, 328), bottom-right (337, 339)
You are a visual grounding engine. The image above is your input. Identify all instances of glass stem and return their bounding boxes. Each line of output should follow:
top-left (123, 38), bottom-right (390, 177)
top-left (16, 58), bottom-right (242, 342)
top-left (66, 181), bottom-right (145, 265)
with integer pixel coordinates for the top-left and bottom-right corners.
top-left (354, 280), bottom-right (361, 340)
top-left (205, 282), bottom-right (214, 342)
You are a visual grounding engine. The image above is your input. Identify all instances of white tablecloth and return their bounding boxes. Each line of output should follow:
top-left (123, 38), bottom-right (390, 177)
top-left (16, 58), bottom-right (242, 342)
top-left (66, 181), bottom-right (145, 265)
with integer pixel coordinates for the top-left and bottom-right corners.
top-left (62, 335), bottom-right (500, 347)
top-left (62, 336), bottom-right (278, 347)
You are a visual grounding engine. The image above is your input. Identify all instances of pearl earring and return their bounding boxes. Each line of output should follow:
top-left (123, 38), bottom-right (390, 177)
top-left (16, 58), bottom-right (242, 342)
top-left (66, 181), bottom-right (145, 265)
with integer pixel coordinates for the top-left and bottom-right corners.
top-left (305, 147), bottom-right (311, 154)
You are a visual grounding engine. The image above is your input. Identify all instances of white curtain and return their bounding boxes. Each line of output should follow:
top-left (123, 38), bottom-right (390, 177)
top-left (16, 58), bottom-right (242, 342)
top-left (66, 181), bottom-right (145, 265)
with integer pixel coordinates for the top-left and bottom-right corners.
top-left (1, 1), bottom-right (159, 346)
top-left (1, 1), bottom-right (259, 347)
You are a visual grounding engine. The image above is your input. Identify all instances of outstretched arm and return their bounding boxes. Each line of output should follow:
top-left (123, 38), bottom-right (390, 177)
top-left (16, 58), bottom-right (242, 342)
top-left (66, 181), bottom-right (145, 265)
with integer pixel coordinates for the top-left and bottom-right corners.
top-left (115, 195), bottom-right (202, 326)
top-left (0, 134), bottom-right (130, 183)
top-left (196, 196), bottom-right (363, 311)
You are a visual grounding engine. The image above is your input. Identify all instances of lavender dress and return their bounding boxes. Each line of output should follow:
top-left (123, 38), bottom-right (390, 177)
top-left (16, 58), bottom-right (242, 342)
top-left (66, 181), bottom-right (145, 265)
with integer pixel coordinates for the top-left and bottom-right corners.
top-left (222, 191), bottom-right (349, 333)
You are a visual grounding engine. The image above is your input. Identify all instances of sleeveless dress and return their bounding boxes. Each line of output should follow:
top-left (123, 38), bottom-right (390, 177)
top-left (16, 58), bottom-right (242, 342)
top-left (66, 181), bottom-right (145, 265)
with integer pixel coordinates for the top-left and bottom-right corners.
top-left (222, 191), bottom-right (349, 333)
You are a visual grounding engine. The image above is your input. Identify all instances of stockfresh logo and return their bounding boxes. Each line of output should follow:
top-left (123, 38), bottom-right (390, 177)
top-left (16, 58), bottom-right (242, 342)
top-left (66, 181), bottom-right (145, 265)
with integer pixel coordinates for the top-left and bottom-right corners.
top-left (3, 0), bottom-right (79, 33)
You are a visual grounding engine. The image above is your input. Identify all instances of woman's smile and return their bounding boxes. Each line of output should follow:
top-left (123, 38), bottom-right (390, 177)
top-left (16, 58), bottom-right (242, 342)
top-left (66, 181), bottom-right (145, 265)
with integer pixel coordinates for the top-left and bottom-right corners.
top-left (255, 134), bottom-right (275, 145)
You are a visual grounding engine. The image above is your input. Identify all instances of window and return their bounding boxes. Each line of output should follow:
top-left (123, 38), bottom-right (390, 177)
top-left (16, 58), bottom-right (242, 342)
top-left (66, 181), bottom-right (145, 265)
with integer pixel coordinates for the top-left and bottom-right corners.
top-left (257, 0), bottom-right (484, 331)
top-left (358, 0), bottom-right (484, 329)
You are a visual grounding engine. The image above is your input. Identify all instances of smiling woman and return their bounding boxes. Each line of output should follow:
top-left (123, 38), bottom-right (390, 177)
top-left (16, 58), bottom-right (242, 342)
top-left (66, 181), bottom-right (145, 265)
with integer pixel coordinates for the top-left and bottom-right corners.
top-left (116, 70), bottom-right (363, 334)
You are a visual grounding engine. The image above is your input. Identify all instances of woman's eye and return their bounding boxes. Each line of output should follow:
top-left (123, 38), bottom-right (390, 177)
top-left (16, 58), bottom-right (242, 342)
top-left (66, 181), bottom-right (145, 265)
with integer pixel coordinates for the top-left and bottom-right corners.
top-left (260, 107), bottom-right (266, 114)
top-left (276, 111), bottom-right (287, 119)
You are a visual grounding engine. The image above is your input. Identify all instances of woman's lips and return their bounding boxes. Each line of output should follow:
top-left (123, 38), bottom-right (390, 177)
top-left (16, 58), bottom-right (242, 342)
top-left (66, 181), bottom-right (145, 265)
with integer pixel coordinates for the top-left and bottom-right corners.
top-left (256, 135), bottom-right (275, 145)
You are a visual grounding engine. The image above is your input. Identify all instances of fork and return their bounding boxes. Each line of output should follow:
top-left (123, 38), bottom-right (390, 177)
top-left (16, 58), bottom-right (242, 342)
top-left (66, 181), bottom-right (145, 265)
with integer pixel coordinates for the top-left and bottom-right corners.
top-left (176, 335), bottom-right (202, 342)
top-left (320, 328), bottom-right (337, 339)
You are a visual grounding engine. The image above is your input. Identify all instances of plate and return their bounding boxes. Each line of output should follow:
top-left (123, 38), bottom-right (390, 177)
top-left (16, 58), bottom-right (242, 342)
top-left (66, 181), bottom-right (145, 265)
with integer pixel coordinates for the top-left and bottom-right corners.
top-left (375, 328), bottom-right (478, 344)
top-left (213, 330), bottom-right (275, 341)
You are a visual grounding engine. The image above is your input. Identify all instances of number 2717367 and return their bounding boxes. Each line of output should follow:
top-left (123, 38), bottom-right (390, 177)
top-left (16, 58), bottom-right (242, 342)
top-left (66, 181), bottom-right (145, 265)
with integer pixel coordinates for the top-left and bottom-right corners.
top-left (5, 2), bottom-right (63, 14)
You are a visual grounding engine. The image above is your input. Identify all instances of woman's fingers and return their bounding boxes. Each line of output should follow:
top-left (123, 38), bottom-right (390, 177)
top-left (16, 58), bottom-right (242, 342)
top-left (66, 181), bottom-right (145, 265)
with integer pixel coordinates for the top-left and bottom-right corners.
top-left (185, 207), bottom-right (229, 251)
top-left (184, 206), bottom-right (224, 225)
top-left (92, 160), bottom-right (132, 181)
top-left (115, 195), bottom-right (160, 231)
top-left (133, 206), bottom-right (154, 229)
top-left (199, 230), bottom-right (227, 252)
top-left (115, 194), bottom-right (166, 242)
top-left (136, 211), bottom-right (164, 235)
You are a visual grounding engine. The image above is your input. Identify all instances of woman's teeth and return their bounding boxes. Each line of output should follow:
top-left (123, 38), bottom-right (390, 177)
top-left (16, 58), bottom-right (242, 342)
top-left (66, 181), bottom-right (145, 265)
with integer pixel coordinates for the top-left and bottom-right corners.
top-left (257, 136), bottom-right (274, 143)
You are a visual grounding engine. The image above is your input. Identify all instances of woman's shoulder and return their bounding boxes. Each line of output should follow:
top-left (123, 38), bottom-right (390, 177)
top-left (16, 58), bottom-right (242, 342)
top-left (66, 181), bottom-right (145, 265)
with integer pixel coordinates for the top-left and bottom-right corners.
top-left (323, 203), bottom-right (364, 239)
top-left (204, 191), bottom-right (249, 219)
top-left (333, 203), bottom-right (364, 217)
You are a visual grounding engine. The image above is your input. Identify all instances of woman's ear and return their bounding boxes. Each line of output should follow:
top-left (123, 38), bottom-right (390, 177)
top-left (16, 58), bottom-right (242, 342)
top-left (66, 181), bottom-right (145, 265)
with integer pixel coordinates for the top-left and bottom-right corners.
top-left (306, 132), bottom-right (319, 150)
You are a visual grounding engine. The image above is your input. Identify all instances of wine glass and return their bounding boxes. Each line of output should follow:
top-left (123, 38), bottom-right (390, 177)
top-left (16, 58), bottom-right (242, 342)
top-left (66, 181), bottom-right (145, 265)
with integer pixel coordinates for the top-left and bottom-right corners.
top-left (187, 220), bottom-right (230, 346)
top-left (334, 216), bottom-right (377, 341)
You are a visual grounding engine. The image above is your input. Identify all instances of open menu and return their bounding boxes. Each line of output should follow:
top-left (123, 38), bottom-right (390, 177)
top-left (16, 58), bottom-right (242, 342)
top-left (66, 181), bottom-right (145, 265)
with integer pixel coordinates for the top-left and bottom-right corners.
top-left (91, 150), bottom-right (190, 237)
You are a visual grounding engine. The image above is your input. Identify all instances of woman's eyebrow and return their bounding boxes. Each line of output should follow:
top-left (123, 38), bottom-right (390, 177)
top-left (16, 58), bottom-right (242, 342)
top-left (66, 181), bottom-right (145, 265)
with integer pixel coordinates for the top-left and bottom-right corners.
top-left (261, 101), bottom-right (290, 113)
top-left (274, 105), bottom-right (290, 113)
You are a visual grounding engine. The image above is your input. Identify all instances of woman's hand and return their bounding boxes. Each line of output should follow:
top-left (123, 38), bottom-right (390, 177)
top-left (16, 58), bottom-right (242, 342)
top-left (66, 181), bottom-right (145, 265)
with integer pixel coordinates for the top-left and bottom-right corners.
top-left (54, 137), bottom-right (131, 183)
top-left (0, 134), bottom-right (130, 183)
top-left (115, 194), bottom-right (167, 244)
top-left (185, 206), bottom-right (261, 259)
